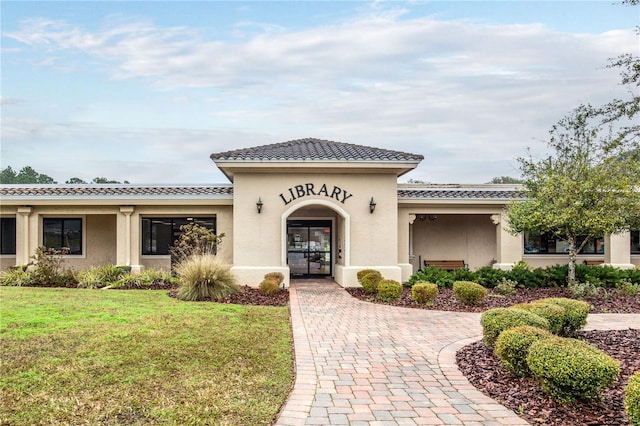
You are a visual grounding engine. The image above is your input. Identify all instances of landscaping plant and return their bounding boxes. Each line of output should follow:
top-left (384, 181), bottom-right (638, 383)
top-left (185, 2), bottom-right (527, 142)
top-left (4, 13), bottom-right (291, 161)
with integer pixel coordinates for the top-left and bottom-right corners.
top-left (411, 282), bottom-right (438, 305)
top-left (453, 281), bottom-right (488, 305)
top-left (361, 271), bottom-right (383, 294)
top-left (625, 370), bottom-right (640, 425)
top-left (494, 325), bottom-right (553, 377)
top-left (377, 279), bottom-right (403, 301)
top-left (480, 307), bottom-right (550, 348)
top-left (527, 337), bottom-right (620, 404)
top-left (175, 253), bottom-right (238, 301)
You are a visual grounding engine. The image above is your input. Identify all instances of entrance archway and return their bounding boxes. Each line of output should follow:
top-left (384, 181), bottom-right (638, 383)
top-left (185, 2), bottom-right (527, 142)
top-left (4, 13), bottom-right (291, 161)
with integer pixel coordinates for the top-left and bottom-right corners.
top-left (281, 200), bottom-right (351, 278)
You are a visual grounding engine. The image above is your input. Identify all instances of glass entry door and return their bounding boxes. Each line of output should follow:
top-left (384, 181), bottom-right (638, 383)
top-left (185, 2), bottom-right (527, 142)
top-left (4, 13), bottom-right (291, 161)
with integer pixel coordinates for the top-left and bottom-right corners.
top-left (287, 220), bottom-right (331, 277)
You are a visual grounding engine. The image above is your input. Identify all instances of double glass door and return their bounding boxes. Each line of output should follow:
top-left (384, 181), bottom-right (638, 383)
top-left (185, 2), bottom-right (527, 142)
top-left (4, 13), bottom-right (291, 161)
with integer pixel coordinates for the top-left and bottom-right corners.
top-left (287, 220), bottom-right (331, 277)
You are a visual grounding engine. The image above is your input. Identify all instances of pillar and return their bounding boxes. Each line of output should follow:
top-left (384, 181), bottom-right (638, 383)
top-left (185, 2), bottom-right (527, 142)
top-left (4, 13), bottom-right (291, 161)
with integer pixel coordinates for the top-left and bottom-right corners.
top-left (604, 231), bottom-right (634, 269)
top-left (16, 206), bottom-right (33, 265)
top-left (492, 213), bottom-right (523, 270)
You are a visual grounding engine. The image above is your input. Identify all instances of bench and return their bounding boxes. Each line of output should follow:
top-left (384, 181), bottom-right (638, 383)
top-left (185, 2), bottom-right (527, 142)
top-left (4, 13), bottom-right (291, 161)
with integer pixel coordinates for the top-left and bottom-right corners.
top-left (423, 260), bottom-right (467, 271)
top-left (584, 260), bottom-right (604, 266)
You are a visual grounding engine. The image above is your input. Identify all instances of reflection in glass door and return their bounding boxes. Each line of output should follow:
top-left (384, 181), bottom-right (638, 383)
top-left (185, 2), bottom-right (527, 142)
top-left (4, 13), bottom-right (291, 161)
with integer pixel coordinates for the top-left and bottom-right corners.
top-left (287, 220), bottom-right (331, 277)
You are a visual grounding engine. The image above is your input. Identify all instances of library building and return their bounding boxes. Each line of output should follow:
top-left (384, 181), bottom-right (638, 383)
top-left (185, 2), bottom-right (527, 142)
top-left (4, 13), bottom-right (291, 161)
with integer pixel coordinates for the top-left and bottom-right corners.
top-left (1, 138), bottom-right (638, 287)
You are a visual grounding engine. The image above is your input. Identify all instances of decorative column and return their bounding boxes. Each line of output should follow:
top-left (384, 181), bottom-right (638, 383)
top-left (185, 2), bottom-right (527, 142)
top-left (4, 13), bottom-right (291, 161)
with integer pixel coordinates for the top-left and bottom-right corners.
top-left (397, 210), bottom-right (414, 283)
top-left (117, 206), bottom-right (142, 272)
top-left (16, 207), bottom-right (33, 265)
top-left (604, 231), bottom-right (634, 269)
top-left (492, 213), bottom-right (523, 270)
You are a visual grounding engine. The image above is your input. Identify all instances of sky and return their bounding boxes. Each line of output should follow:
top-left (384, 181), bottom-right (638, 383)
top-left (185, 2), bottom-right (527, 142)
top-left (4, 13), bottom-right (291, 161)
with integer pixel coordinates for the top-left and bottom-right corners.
top-left (1, 1), bottom-right (638, 185)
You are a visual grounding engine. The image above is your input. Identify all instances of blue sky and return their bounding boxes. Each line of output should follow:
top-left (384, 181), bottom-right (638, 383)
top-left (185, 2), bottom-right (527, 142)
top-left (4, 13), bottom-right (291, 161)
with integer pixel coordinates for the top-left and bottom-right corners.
top-left (1, 1), bottom-right (638, 184)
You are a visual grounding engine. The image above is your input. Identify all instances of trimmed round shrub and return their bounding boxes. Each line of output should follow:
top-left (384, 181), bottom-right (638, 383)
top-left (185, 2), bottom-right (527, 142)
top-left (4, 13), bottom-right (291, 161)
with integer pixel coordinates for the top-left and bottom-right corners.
top-left (480, 307), bottom-right (550, 348)
top-left (264, 272), bottom-right (284, 286)
top-left (625, 370), bottom-right (640, 425)
top-left (494, 325), bottom-right (553, 377)
top-left (357, 269), bottom-right (380, 283)
top-left (537, 297), bottom-right (590, 337)
top-left (377, 279), bottom-right (402, 301)
top-left (411, 282), bottom-right (438, 305)
top-left (175, 253), bottom-right (239, 301)
top-left (527, 337), bottom-right (620, 404)
top-left (361, 271), bottom-right (383, 294)
top-left (512, 302), bottom-right (566, 335)
top-left (259, 278), bottom-right (280, 296)
top-left (453, 281), bottom-right (488, 305)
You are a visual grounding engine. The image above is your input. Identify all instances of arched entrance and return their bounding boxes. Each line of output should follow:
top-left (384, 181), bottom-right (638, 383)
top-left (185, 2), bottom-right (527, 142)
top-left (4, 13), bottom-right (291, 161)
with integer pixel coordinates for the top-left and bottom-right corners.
top-left (281, 200), bottom-right (350, 279)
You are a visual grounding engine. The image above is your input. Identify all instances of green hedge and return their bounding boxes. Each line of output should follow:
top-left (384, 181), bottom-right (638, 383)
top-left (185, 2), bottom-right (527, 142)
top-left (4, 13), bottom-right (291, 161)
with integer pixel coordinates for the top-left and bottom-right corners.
top-left (494, 325), bottom-right (554, 377)
top-left (377, 280), bottom-right (403, 301)
top-left (536, 297), bottom-right (590, 337)
top-left (361, 271), bottom-right (383, 294)
top-left (480, 308), bottom-right (550, 348)
top-left (527, 337), bottom-right (620, 403)
top-left (625, 370), bottom-right (640, 425)
top-left (406, 263), bottom-right (640, 289)
top-left (453, 281), bottom-right (487, 305)
top-left (512, 302), bottom-right (566, 335)
top-left (411, 282), bottom-right (438, 304)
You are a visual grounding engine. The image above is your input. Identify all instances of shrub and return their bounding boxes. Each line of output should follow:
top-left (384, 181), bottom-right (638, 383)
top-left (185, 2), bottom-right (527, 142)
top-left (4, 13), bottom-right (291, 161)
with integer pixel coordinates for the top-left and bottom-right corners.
top-left (377, 279), bottom-right (402, 301)
top-left (175, 254), bottom-right (238, 301)
top-left (475, 266), bottom-right (509, 288)
top-left (361, 271), bottom-right (383, 294)
top-left (29, 246), bottom-right (77, 287)
top-left (494, 279), bottom-right (518, 295)
top-left (619, 280), bottom-right (639, 296)
top-left (411, 282), bottom-right (438, 304)
top-left (451, 268), bottom-right (477, 283)
top-left (512, 302), bottom-right (566, 335)
top-left (506, 261), bottom-right (543, 288)
top-left (453, 281), bottom-right (487, 305)
top-left (569, 281), bottom-right (600, 299)
top-left (625, 370), bottom-right (640, 425)
top-left (494, 325), bottom-right (554, 377)
top-left (77, 265), bottom-right (125, 289)
top-left (357, 269), bottom-right (380, 283)
top-left (537, 297), bottom-right (590, 337)
top-left (264, 272), bottom-right (284, 286)
top-left (408, 266), bottom-right (455, 288)
top-left (0, 268), bottom-right (33, 286)
top-left (480, 308), bottom-right (550, 348)
top-left (169, 223), bottom-right (224, 271)
top-left (259, 279), bottom-right (280, 296)
top-left (527, 337), bottom-right (620, 404)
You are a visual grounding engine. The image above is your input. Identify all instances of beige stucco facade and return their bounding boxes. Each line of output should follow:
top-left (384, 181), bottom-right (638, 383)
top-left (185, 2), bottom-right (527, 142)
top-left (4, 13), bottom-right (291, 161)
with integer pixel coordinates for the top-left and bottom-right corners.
top-left (1, 139), bottom-right (638, 286)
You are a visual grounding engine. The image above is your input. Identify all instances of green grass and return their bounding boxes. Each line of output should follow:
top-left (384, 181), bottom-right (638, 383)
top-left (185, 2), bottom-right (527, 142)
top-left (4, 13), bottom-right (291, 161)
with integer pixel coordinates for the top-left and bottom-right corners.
top-left (0, 287), bottom-right (293, 425)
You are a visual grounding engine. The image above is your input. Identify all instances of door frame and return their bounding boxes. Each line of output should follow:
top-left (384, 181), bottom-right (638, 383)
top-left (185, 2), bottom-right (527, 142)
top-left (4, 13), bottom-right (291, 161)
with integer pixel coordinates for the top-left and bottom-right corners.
top-left (286, 219), bottom-right (333, 277)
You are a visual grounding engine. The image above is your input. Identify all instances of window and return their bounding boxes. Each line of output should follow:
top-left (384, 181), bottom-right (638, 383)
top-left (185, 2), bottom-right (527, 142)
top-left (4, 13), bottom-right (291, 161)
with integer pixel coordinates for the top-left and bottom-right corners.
top-left (43, 218), bottom-right (83, 255)
top-left (524, 231), bottom-right (604, 255)
top-left (142, 217), bottom-right (216, 255)
top-left (0, 218), bottom-right (16, 255)
top-left (632, 231), bottom-right (640, 254)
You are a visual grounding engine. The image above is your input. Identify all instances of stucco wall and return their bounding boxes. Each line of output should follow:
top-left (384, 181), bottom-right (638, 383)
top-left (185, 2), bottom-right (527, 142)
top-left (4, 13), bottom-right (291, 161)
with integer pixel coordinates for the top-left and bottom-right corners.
top-left (412, 214), bottom-right (497, 270)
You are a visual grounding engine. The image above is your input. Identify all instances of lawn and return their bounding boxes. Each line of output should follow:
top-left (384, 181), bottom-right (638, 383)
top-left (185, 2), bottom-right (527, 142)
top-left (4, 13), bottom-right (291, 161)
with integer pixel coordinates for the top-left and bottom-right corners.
top-left (0, 287), bottom-right (293, 425)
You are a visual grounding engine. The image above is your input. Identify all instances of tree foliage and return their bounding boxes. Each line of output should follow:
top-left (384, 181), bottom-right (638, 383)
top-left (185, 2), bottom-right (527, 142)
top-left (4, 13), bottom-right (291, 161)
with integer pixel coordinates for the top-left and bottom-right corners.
top-left (488, 176), bottom-right (524, 184)
top-left (0, 166), bottom-right (57, 184)
top-left (169, 223), bottom-right (225, 271)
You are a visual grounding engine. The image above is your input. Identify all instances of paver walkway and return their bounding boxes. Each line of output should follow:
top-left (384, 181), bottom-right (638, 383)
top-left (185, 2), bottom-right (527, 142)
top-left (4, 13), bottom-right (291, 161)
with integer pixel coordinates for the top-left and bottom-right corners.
top-left (275, 279), bottom-right (640, 426)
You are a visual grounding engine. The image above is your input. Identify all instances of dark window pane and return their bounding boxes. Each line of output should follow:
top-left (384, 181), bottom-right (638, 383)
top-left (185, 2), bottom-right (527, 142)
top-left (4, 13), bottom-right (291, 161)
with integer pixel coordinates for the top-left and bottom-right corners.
top-left (43, 218), bottom-right (82, 255)
top-left (632, 231), bottom-right (640, 254)
top-left (141, 217), bottom-right (215, 255)
top-left (524, 231), bottom-right (604, 255)
top-left (0, 218), bottom-right (17, 255)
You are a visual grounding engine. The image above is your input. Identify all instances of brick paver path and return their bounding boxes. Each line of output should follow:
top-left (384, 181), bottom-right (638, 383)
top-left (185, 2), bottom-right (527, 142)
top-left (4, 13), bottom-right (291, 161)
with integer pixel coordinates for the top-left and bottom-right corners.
top-left (276, 280), bottom-right (640, 426)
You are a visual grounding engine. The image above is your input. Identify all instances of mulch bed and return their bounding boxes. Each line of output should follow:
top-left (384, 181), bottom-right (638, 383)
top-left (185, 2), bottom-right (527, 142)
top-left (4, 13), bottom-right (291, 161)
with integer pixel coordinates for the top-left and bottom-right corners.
top-left (345, 287), bottom-right (640, 313)
top-left (457, 329), bottom-right (640, 425)
top-left (167, 285), bottom-right (289, 306)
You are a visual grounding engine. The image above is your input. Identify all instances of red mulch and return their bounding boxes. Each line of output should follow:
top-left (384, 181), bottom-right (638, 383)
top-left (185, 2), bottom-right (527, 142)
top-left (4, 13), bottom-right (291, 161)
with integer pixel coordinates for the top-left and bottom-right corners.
top-left (345, 287), bottom-right (640, 313)
top-left (167, 285), bottom-right (289, 306)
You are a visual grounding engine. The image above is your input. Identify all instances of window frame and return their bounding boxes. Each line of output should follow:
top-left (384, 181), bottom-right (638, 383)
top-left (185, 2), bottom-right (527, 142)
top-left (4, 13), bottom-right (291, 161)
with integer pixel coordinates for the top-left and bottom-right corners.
top-left (523, 231), bottom-right (604, 255)
top-left (632, 230), bottom-right (640, 255)
top-left (141, 216), bottom-right (216, 256)
top-left (42, 217), bottom-right (84, 256)
top-left (0, 217), bottom-right (17, 256)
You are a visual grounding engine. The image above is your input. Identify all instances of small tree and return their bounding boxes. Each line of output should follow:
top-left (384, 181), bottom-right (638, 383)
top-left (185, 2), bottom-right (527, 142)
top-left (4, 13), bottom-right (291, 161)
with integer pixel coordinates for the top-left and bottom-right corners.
top-left (169, 223), bottom-right (224, 271)
top-left (507, 105), bottom-right (640, 285)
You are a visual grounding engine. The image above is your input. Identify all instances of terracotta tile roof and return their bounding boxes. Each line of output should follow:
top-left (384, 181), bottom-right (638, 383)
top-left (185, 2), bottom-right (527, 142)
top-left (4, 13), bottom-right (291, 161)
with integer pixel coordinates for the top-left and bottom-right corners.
top-left (0, 185), bottom-right (233, 198)
top-left (210, 138), bottom-right (424, 162)
top-left (398, 187), bottom-right (522, 200)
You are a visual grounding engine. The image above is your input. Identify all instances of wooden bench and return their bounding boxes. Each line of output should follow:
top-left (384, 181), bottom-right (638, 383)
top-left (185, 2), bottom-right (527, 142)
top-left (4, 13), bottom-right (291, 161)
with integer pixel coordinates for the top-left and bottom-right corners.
top-left (584, 260), bottom-right (604, 266)
top-left (423, 260), bottom-right (467, 271)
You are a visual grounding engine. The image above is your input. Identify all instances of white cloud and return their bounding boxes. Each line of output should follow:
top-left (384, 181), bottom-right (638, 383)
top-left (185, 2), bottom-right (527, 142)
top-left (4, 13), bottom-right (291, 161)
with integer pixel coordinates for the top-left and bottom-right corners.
top-left (3, 8), bottom-right (637, 183)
